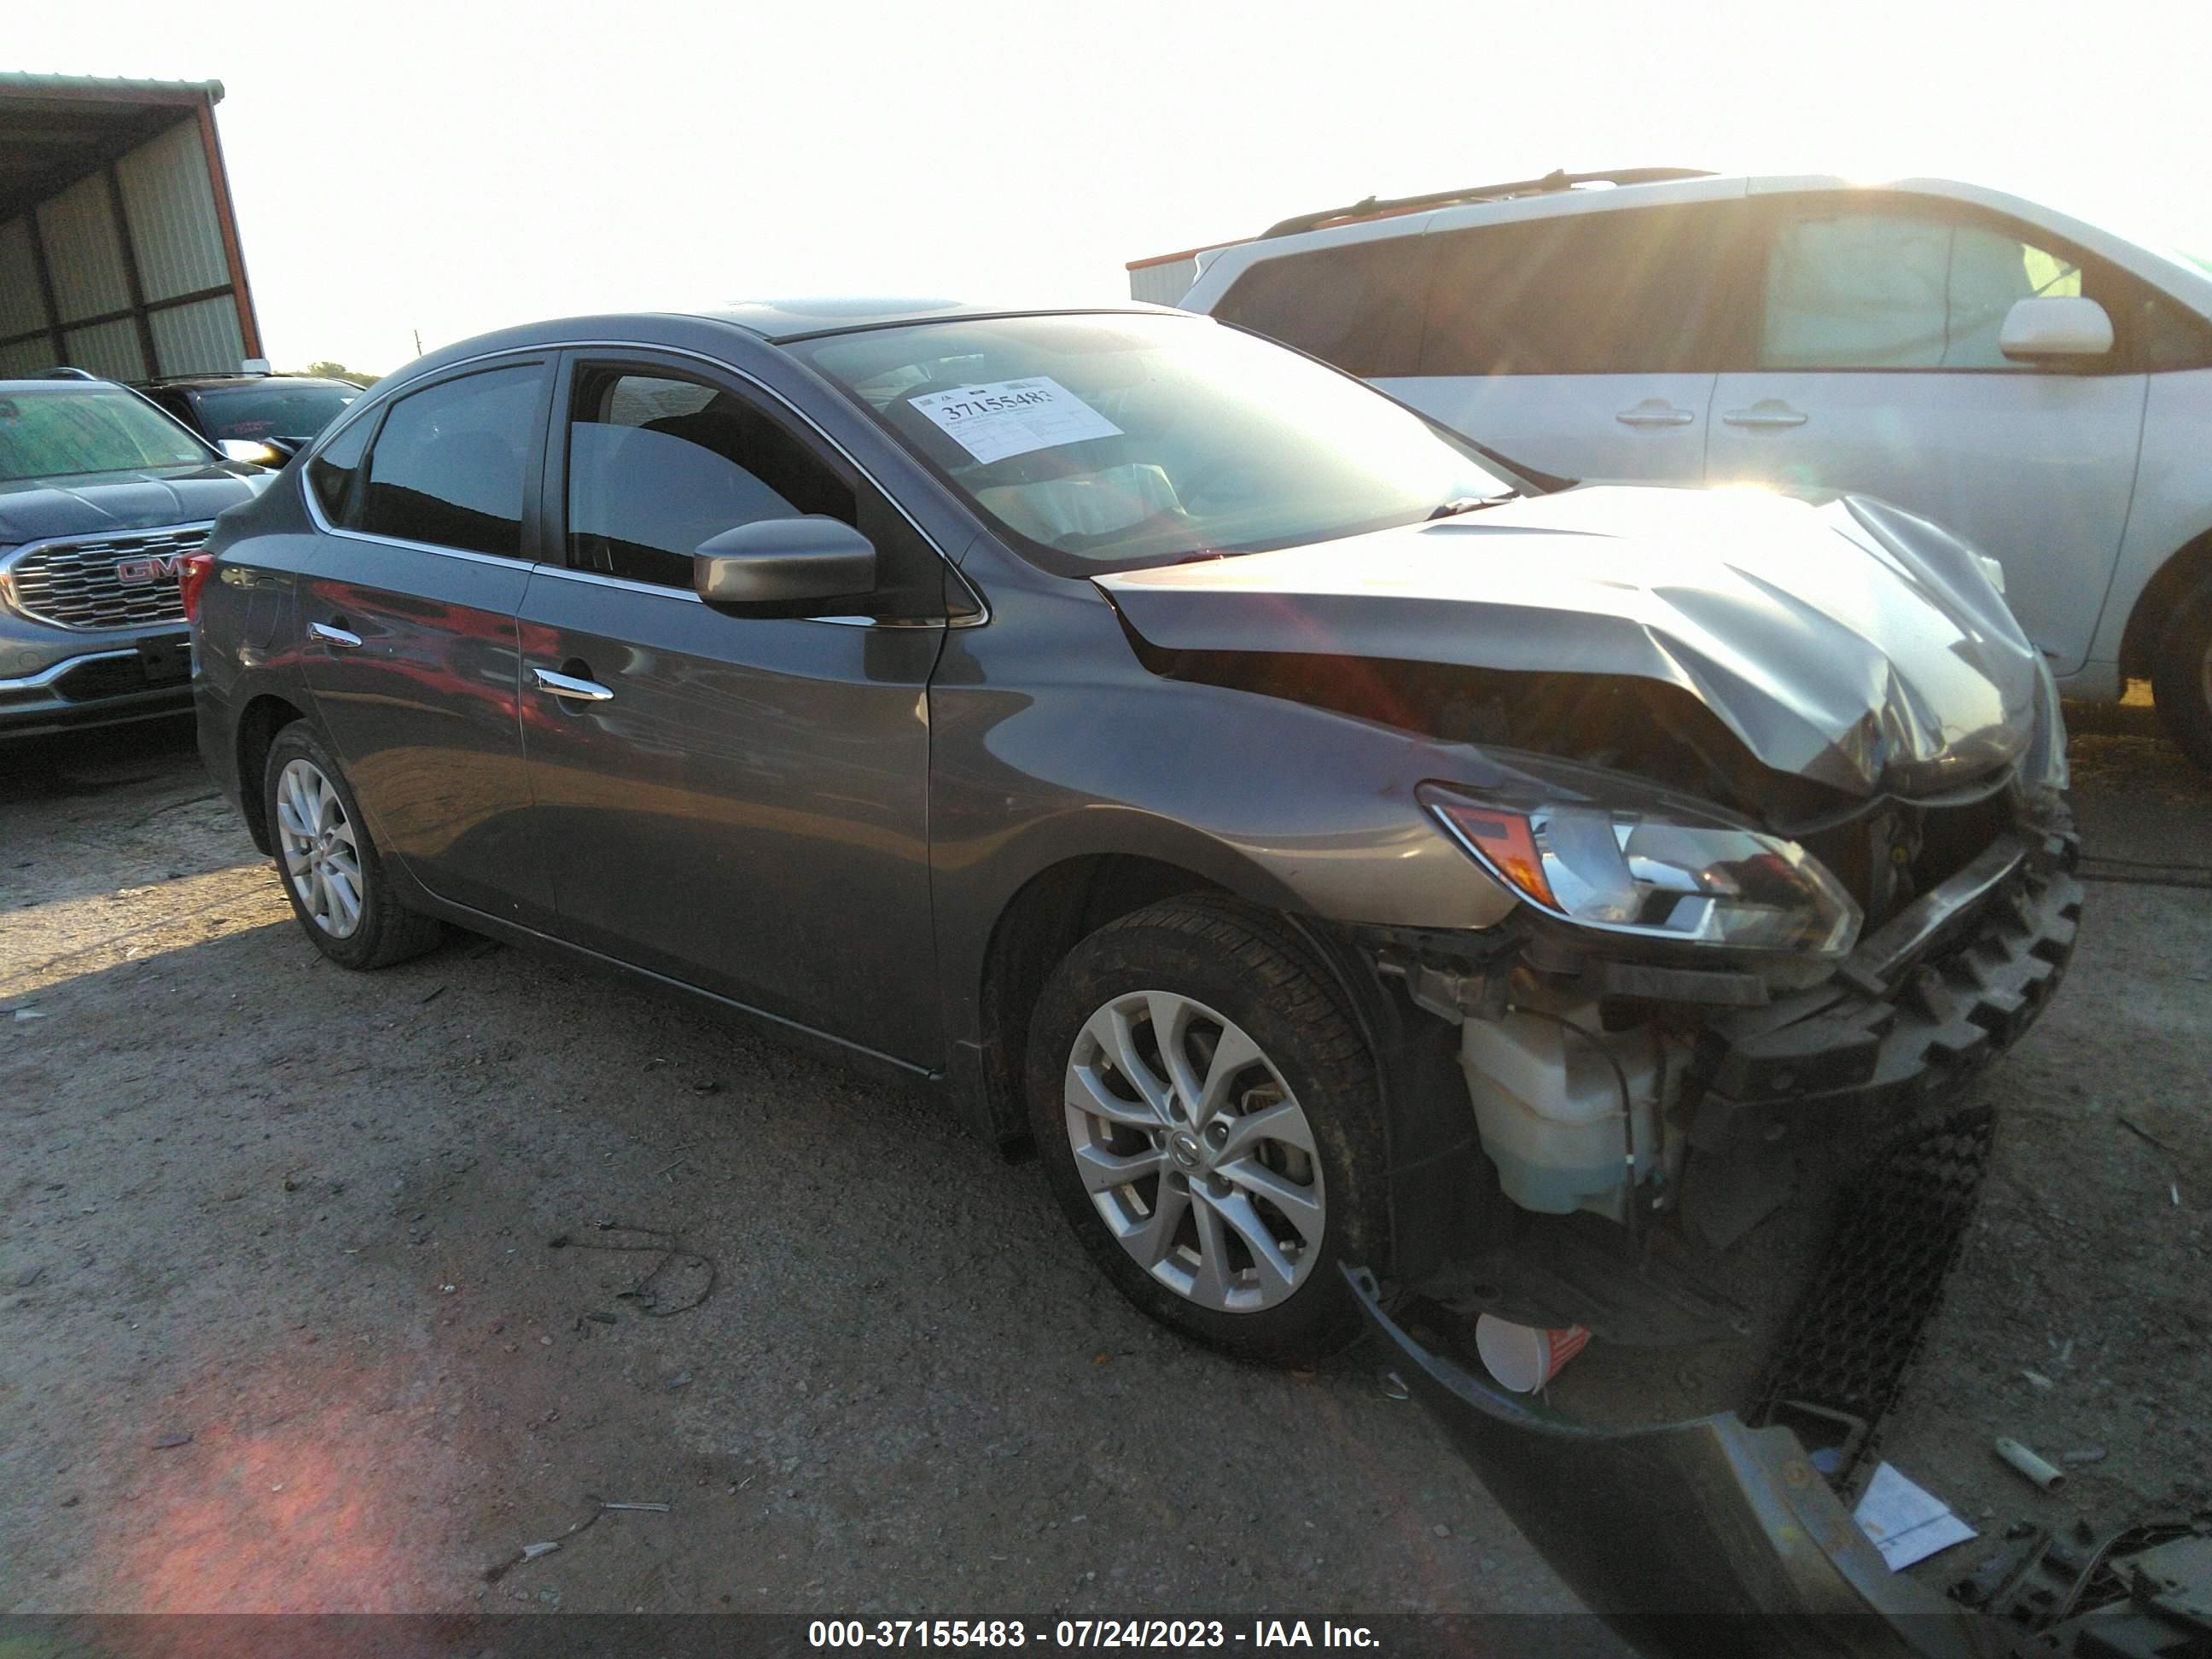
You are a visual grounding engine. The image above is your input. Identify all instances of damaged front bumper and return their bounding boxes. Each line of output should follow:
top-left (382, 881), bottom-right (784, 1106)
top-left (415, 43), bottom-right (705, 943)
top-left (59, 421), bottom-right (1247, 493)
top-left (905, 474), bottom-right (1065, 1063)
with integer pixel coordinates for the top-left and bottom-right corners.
top-left (1682, 824), bottom-right (2082, 1174)
top-left (1371, 807), bottom-right (2081, 1267)
top-left (1336, 820), bottom-right (2155, 1656)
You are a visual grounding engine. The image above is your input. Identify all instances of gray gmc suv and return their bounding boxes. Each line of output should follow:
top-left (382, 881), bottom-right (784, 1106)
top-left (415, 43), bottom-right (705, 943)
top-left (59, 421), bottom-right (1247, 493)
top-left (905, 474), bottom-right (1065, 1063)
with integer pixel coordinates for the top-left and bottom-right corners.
top-left (189, 300), bottom-right (2079, 1369)
top-left (1, 376), bottom-right (270, 736)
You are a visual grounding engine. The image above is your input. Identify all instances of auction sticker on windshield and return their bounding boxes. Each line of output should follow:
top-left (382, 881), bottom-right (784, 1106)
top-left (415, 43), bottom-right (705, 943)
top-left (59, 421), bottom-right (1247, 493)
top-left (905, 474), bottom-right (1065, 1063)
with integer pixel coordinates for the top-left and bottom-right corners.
top-left (909, 378), bottom-right (1122, 466)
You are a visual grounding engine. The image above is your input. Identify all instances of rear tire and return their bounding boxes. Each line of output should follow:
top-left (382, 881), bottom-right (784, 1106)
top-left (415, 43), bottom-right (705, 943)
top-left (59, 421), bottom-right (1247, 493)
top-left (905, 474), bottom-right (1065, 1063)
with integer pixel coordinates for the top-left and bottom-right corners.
top-left (2151, 579), bottom-right (2212, 771)
top-left (1025, 898), bottom-right (1388, 1366)
top-left (262, 720), bottom-right (444, 969)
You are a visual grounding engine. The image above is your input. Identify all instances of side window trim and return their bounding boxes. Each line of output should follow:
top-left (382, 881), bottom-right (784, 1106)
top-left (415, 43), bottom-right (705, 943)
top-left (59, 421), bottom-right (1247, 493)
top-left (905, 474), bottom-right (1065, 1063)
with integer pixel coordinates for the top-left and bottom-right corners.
top-left (1743, 193), bottom-right (2149, 376)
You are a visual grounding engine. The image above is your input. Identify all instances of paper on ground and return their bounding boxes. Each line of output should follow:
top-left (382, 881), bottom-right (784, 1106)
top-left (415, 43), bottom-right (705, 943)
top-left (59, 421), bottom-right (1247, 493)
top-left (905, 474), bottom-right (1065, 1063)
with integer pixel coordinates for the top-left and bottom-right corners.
top-left (909, 377), bottom-right (1122, 466)
top-left (1852, 1461), bottom-right (1976, 1571)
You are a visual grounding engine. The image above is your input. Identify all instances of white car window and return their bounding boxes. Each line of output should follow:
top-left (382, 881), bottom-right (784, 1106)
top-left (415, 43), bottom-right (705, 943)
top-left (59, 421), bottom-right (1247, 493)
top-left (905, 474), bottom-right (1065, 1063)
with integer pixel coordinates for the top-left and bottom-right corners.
top-left (1762, 212), bottom-right (2081, 371)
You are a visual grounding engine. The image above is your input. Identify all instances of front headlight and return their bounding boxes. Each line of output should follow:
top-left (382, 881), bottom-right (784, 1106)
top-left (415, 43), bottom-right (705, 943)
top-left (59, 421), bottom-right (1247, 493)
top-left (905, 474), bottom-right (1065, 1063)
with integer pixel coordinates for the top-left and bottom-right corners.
top-left (1420, 783), bottom-right (1863, 958)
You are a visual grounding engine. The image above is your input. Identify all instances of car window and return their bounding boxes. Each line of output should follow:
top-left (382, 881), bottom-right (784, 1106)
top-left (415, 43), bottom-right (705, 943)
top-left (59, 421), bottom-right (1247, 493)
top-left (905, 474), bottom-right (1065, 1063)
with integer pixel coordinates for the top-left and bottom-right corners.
top-left (1212, 235), bottom-right (1435, 376)
top-left (794, 313), bottom-right (1513, 575)
top-left (192, 383), bottom-right (359, 442)
top-left (351, 364), bottom-right (544, 556)
top-left (307, 412), bottom-right (372, 519)
top-left (563, 369), bottom-right (856, 590)
top-left (1421, 204), bottom-right (1744, 376)
top-left (0, 387), bottom-right (210, 482)
top-left (1760, 212), bottom-right (2085, 370)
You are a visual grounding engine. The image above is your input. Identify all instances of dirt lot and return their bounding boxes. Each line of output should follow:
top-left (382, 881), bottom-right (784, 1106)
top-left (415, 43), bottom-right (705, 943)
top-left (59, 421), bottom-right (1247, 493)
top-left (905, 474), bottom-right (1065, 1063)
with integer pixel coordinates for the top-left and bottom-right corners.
top-left (2, 699), bottom-right (2206, 1619)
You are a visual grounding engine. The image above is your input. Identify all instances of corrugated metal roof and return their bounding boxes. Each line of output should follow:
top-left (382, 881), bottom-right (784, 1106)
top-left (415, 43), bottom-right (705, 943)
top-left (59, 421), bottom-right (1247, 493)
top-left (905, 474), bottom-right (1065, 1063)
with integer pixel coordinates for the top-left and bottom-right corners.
top-left (0, 72), bottom-right (224, 224)
top-left (0, 72), bottom-right (256, 376)
top-left (0, 73), bottom-right (224, 102)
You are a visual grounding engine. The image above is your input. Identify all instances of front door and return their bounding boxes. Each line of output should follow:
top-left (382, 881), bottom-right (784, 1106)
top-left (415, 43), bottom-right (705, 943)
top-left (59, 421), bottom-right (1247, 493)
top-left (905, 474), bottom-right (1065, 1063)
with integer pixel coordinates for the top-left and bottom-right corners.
top-left (298, 358), bottom-right (555, 925)
top-left (1707, 200), bottom-right (2148, 674)
top-left (516, 354), bottom-right (946, 1065)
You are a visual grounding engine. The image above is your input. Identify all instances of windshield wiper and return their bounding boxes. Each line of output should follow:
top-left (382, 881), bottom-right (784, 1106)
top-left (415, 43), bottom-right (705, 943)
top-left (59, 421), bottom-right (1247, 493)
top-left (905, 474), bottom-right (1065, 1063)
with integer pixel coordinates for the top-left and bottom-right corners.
top-left (1427, 493), bottom-right (1516, 521)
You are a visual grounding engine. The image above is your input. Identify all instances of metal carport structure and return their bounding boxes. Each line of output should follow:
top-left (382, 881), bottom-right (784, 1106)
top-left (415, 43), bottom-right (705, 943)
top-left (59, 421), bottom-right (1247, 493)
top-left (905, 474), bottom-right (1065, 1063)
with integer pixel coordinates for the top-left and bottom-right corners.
top-left (0, 73), bottom-right (261, 381)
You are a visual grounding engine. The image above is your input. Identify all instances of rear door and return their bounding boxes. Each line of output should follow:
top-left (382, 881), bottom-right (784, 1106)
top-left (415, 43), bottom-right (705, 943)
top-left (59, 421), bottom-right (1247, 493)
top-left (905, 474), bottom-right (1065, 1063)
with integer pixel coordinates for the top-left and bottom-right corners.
top-left (298, 358), bottom-right (555, 925)
top-left (1382, 201), bottom-right (1749, 482)
top-left (1707, 197), bottom-right (2149, 673)
top-left (515, 352), bottom-right (947, 1065)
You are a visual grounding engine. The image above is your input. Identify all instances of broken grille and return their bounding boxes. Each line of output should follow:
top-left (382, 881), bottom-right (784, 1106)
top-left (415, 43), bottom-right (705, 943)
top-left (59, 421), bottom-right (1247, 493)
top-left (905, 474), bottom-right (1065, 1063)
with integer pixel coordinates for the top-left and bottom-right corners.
top-left (1, 524), bottom-right (210, 631)
top-left (1744, 1103), bottom-right (1997, 1488)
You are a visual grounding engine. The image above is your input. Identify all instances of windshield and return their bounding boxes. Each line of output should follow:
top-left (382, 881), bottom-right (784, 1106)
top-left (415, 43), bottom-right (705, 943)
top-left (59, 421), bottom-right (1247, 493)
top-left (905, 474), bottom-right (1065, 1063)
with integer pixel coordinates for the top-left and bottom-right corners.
top-left (793, 314), bottom-right (1514, 573)
top-left (0, 387), bottom-right (211, 483)
top-left (189, 381), bottom-right (360, 442)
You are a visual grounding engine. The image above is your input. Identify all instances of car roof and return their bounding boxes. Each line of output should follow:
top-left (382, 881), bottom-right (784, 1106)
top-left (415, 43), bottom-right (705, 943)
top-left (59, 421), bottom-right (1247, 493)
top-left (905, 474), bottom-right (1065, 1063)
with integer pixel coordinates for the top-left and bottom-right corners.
top-left (1180, 171), bottom-right (2212, 319)
top-left (694, 297), bottom-right (1181, 342)
top-left (0, 377), bottom-right (137, 392)
top-left (140, 375), bottom-right (361, 392)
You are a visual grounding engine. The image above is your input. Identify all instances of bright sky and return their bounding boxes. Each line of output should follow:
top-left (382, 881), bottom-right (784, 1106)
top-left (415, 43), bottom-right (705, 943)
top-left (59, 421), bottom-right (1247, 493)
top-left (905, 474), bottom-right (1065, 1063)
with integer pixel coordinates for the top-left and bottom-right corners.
top-left (15, 0), bottom-right (2212, 373)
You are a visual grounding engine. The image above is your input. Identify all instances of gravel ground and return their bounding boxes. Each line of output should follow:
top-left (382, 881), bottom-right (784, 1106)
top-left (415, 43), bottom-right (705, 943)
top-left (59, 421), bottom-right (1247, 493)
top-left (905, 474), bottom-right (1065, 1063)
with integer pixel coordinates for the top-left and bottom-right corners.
top-left (1, 697), bottom-right (2205, 1620)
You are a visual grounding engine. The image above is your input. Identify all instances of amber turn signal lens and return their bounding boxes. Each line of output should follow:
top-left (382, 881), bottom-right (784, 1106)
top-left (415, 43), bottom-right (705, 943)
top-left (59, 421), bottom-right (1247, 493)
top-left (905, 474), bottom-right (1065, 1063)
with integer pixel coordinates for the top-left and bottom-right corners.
top-left (1429, 800), bottom-right (1557, 909)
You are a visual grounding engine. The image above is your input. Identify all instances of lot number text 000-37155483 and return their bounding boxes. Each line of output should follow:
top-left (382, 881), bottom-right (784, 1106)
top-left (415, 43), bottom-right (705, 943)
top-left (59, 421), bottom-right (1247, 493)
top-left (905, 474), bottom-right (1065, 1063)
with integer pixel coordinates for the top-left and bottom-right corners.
top-left (806, 1620), bottom-right (1384, 1650)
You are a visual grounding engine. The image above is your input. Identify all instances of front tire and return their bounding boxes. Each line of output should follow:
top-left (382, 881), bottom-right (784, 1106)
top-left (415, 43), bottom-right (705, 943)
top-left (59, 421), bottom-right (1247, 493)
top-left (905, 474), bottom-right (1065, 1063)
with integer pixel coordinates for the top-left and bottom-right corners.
top-left (262, 720), bottom-right (444, 969)
top-left (2152, 579), bottom-right (2212, 771)
top-left (1025, 898), bottom-right (1388, 1365)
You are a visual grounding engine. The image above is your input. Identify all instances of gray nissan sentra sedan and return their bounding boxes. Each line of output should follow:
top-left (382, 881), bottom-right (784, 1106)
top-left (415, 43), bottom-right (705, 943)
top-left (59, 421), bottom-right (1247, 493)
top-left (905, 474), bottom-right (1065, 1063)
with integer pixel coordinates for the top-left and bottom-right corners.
top-left (188, 300), bottom-right (2079, 1365)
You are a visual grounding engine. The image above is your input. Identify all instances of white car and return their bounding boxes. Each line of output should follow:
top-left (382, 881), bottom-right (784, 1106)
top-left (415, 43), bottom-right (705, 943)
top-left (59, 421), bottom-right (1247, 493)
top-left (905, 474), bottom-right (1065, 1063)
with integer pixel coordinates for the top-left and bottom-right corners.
top-left (1161, 168), bottom-right (2212, 765)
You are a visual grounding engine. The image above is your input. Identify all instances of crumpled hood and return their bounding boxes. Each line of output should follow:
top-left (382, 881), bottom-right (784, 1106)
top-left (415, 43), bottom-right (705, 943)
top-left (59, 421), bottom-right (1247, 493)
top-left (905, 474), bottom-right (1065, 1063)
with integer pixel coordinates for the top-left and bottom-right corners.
top-left (0, 466), bottom-right (268, 547)
top-left (1097, 485), bottom-right (2043, 800)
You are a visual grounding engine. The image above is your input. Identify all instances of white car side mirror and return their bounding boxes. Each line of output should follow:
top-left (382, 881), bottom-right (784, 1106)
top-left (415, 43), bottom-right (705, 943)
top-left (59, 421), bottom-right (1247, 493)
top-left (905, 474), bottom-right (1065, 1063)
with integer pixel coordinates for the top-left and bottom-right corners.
top-left (2000, 295), bottom-right (2114, 363)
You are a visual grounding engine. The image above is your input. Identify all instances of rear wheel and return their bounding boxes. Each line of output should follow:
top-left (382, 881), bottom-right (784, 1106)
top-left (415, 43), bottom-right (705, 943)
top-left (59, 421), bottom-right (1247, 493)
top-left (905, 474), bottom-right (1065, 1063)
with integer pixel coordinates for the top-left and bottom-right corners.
top-left (262, 721), bottom-right (444, 969)
top-left (1025, 898), bottom-right (1388, 1365)
top-left (2151, 579), bottom-right (2212, 771)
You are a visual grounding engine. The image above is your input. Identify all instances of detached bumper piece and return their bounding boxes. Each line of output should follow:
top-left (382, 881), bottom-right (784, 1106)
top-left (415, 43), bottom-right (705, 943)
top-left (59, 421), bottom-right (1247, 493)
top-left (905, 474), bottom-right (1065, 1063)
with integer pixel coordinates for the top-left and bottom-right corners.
top-left (1687, 830), bottom-right (2082, 1160)
top-left (1345, 1266), bottom-right (1974, 1659)
top-left (1347, 1267), bottom-right (2212, 1659)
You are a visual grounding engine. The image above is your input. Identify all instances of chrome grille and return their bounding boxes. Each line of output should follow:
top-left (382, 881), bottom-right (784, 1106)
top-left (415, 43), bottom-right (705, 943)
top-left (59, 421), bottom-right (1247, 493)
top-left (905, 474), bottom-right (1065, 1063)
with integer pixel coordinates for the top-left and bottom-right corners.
top-left (1, 524), bottom-right (210, 631)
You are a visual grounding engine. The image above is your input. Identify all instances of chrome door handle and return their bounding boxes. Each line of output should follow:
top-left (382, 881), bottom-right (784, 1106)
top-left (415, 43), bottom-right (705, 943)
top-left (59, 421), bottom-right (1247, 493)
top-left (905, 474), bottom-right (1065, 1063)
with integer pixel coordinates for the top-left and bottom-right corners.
top-left (1615, 405), bottom-right (1696, 427)
top-left (532, 667), bottom-right (614, 702)
top-left (307, 621), bottom-right (363, 649)
top-left (1721, 405), bottom-right (1809, 428)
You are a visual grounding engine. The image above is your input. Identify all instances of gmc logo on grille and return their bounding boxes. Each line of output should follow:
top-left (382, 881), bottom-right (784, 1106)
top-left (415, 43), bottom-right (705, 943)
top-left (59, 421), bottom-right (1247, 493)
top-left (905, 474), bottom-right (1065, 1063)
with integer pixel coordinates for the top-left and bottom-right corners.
top-left (115, 552), bottom-right (183, 585)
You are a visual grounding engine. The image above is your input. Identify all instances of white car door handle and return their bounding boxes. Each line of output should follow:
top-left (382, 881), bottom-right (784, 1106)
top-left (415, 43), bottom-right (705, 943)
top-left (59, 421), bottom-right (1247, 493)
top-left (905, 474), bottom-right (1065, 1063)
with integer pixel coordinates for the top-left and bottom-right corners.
top-left (1722, 403), bottom-right (1810, 428)
top-left (1615, 405), bottom-right (1696, 428)
top-left (307, 621), bottom-right (363, 649)
top-left (532, 667), bottom-right (614, 702)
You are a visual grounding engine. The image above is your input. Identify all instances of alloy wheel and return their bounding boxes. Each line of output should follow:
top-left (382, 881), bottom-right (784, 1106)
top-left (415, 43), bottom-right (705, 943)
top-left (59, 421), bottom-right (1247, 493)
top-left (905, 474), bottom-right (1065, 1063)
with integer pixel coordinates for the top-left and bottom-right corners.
top-left (275, 756), bottom-right (364, 939)
top-left (1062, 989), bottom-right (1324, 1313)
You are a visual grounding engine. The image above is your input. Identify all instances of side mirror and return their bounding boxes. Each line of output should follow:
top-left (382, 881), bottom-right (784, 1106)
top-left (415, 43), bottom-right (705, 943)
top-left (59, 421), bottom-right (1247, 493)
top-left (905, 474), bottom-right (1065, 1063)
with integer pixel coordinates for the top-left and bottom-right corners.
top-left (693, 515), bottom-right (876, 611)
top-left (218, 437), bottom-right (284, 467)
top-left (2000, 295), bottom-right (2113, 363)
